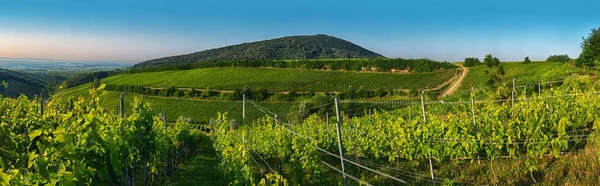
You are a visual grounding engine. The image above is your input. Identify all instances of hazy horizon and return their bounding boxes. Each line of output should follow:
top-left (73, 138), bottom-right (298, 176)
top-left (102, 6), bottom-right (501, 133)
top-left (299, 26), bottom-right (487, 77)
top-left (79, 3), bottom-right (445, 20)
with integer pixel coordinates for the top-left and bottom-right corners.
top-left (1, 0), bottom-right (599, 62)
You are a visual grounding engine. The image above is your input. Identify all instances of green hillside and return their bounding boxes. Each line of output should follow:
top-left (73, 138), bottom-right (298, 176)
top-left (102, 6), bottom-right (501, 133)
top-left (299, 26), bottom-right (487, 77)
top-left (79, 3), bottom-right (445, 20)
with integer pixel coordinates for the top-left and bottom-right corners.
top-left (0, 68), bottom-right (64, 97)
top-left (60, 66), bottom-right (459, 122)
top-left (134, 34), bottom-right (384, 68)
top-left (459, 62), bottom-right (581, 90)
top-left (101, 67), bottom-right (458, 92)
top-left (59, 84), bottom-right (292, 123)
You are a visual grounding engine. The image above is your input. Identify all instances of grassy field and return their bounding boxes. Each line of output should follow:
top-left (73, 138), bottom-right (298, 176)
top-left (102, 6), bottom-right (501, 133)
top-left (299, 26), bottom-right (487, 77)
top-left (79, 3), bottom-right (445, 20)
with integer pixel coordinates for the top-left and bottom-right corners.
top-left (102, 67), bottom-right (458, 91)
top-left (459, 62), bottom-right (581, 90)
top-left (59, 83), bottom-right (292, 123)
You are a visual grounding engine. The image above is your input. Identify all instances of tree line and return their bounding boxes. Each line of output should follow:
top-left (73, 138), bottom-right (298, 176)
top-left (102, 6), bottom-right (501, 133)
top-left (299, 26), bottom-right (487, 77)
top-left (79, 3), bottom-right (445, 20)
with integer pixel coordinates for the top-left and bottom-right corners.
top-left (465, 54), bottom-right (572, 67)
top-left (127, 58), bottom-right (457, 74)
top-left (65, 70), bottom-right (119, 88)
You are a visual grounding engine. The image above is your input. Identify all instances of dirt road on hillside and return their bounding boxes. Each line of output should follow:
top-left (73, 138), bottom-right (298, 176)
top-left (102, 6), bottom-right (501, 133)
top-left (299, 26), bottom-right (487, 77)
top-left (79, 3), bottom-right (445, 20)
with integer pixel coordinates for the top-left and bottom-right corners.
top-left (440, 65), bottom-right (468, 97)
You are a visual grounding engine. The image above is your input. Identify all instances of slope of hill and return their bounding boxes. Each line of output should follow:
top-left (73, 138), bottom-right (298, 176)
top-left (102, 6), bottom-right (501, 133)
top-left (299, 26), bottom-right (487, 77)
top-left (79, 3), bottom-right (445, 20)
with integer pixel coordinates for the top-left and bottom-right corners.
top-left (100, 67), bottom-right (458, 92)
top-left (459, 62), bottom-right (581, 90)
top-left (134, 34), bottom-right (385, 68)
top-left (0, 69), bottom-right (50, 97)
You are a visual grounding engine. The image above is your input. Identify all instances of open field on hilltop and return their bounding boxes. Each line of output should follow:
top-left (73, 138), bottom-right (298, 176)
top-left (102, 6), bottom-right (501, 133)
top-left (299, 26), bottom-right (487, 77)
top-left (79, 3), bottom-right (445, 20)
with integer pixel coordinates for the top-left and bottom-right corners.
top-left (102, 67), bottom-right (458, 92)
top-left (59, 84), bottom-right (292, 123)
top-left (459, 62), bottom-right (581, 90)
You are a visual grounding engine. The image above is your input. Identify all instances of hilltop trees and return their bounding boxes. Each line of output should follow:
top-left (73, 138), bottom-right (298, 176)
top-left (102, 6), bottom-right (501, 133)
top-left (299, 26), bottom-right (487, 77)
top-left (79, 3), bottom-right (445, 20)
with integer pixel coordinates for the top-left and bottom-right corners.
top-left (464, 57), bottom-right (481, 67)
top-left (134, 34), bottom-right (385, 68)
top-left (546, 54), bottom-right (570, 62)
top-left (577, 27), bottom-right (600, 67)
top-left (523, 56), bottom-right (531, 64)
top-left (129, 58), bottom-right (458, 74)
top-left (477, 54), bottom-right (504, 86)
top-left (484, 54), bottom-right (501, 67)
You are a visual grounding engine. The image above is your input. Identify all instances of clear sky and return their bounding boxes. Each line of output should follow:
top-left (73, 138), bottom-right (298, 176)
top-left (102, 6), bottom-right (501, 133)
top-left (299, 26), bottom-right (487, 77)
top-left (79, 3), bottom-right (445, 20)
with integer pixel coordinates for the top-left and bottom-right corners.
top-left (1, 0), bottom-right (599, 62)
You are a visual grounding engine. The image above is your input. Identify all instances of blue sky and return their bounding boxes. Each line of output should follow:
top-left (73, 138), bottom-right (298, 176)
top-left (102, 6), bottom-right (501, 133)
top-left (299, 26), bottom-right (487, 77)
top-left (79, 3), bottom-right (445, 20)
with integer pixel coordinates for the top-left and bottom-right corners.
top-left (1, 0), bottom-right (599, 62)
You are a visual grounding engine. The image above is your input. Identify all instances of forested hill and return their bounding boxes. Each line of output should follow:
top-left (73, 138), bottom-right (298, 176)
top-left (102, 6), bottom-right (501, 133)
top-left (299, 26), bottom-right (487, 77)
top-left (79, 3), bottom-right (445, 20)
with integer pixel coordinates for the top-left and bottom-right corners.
top-left (134, 34), bottom-right (385, 68)
top-left (0, 68), bottom-right (57, 97)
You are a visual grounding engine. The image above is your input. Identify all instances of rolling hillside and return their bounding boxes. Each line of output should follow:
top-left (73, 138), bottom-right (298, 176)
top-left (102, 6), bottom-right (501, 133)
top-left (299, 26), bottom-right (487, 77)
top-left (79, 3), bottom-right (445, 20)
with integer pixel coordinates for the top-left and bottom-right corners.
top-left (0, 68), bottom-right (62, 97)
top-left (134, 34), bottom-right (384, 68)
top-left (60, 67), bottom-right (460, 122)
top-left (59, 84), bottom-right (293, 123)
top-left (101, 67), bottom-right (458, 92)
top-left (459, 62), bottom-right (581, 90)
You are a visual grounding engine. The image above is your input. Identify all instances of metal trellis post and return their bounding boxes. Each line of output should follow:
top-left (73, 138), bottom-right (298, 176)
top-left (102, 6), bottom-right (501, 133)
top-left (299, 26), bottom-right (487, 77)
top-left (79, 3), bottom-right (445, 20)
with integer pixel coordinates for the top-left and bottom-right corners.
top-left (334, 98), bottom-right (349, 186)
top-left (421, 91), bottom-right (435, 181)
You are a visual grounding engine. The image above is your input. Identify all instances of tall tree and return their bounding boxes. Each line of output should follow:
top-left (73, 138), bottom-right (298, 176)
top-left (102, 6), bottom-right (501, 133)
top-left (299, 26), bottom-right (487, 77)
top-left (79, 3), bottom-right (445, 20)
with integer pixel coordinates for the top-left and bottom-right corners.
top-left (484, 54), bottom-right (494, 67)
top-left (483, 54), bottom-right (501, 67)
top-left (464, 57), bottom-right (481, 67)
top-left (492, 57), bottom-right (500, 66)
top-left (523, 56), bottom-right (531, 64)
top-left (577, 27), bottom-right (600, 67)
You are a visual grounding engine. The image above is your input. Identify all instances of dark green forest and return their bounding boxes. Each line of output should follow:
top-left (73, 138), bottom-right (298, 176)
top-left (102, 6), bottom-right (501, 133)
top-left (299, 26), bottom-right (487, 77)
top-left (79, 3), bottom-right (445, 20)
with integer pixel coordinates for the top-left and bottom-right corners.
top-left (127, 58), bottom-right (457, 74)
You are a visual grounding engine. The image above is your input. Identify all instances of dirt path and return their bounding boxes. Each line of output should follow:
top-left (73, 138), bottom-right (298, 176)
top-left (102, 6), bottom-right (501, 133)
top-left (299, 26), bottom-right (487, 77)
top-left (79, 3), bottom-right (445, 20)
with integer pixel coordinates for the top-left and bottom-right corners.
top-left (440, 64), bottom-right (468, 97)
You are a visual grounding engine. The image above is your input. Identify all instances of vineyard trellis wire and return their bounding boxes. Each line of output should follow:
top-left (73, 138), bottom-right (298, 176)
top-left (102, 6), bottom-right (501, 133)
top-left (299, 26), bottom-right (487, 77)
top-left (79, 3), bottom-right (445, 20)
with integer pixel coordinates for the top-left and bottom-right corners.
top-left (243, 98), bottom-right (488, 185)
top-left (245, 100), bottom-right (406, 185)
top-left (89, 76), bottom-right (599, 185)
top-left (218, 78), bottom-right (600, 185)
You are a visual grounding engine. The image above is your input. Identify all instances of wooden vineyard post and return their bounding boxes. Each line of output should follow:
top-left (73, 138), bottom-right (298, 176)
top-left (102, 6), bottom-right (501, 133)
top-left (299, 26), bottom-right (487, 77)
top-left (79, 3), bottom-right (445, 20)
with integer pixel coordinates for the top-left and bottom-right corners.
top-left (125, 167), bottom-right (130, 186)
top-left (512, 78), bottom-right (515, 107)
top-left (326, 112), bottom-right (329, 126)
top-left (40, 89), bottom-right (44, 116)
top-left (273, 114), bottom-right (282, 174)
top-left (242, 94), bottom-right (246, 119)
top-left (326, 112), bottom-right (330, 141)
top-left (163, 110), bottom-right (167, 130)
top-left (334, 98), bottom-right (349, 186)
top-left (166, 109), bottom-right (172, 177)
top-left (523, 85), bottom-right (527, 101)
top-left (132, 166), bottom-right (135, 186)
top-left (470, 87), bottom-right (480, 164)
top-left (120, 91), bottom-right (127, 118)
top-left (144, 158), bottom-right (148, 186)
top-left (409, 104), bottom-right (412, 122)
top-left (24, 127), bottom-right (29, 168)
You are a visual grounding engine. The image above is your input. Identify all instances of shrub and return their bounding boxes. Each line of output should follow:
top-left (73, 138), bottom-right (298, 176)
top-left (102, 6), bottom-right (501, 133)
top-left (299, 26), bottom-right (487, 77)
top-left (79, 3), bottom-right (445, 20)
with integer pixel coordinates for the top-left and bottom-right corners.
top-left (523, 56), bottom-right (531, 64)
top-left (546, 54), bottom-right (570, 63)
top-left (464, 57), bottom-right (481, 67)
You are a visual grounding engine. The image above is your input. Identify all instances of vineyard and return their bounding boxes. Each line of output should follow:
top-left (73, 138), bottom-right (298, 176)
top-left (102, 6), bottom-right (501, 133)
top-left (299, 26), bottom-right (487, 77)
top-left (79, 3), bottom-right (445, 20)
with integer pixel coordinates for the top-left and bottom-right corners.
top-left (3, 3), bottom-right (600, 184)
top-left (0, 85), bottom-right (203, 185)
top-left (459, 62), bottom-right (580, 90)
top-left (59, 84), bottom-right (294, 123)
top-left (100, 67), bottom-right (458, 92)
top-left (5, 65), bottom-right (600, 185)
top-left (209, 76), bottom-right (600, 185)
